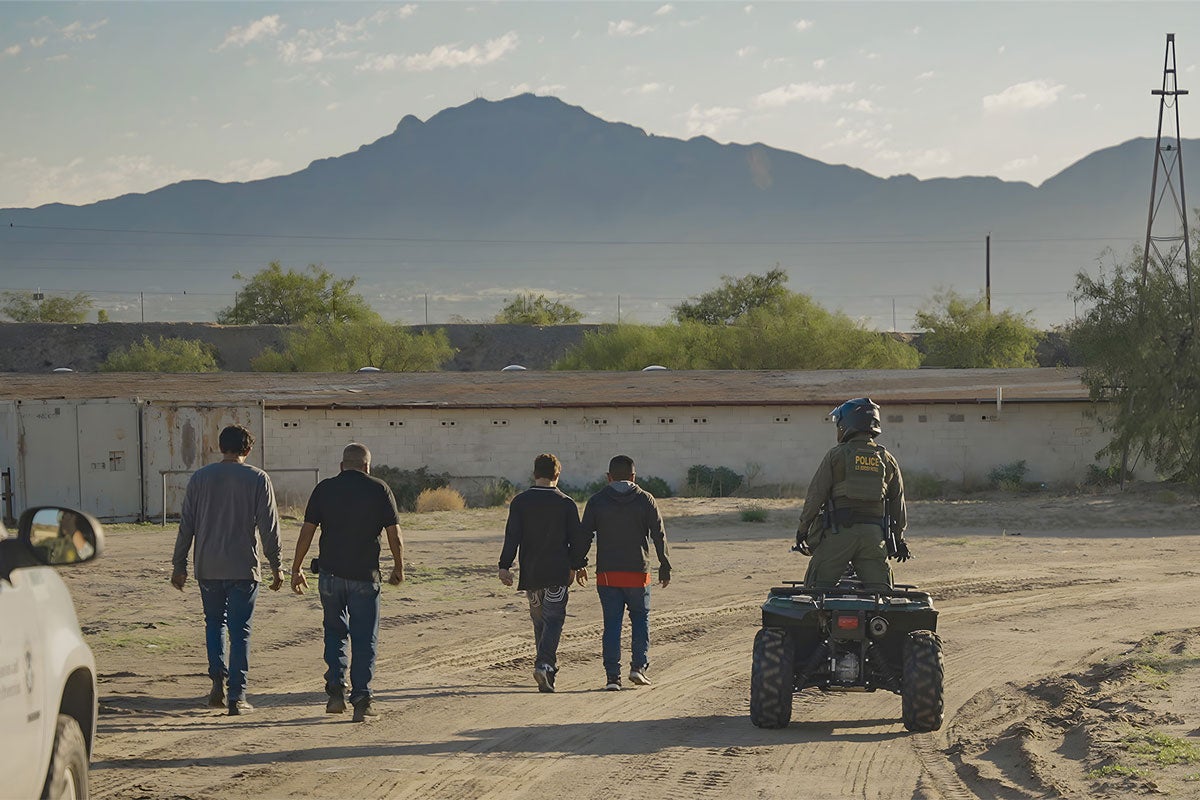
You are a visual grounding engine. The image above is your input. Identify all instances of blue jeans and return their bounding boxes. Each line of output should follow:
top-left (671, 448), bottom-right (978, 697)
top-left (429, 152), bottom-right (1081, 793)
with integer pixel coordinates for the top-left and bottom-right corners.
top-left (527, 586), bottom-right (569, 669)
top-left (319, 572), bottom-right (381, 704)
top-left (198, 580), bottom-right (259, 701)
top-left (598, 584), bottom-right (650, 679)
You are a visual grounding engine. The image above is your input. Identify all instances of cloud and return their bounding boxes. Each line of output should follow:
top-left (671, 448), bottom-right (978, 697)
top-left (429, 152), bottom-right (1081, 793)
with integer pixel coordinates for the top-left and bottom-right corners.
top-left (685, 104), bottom-right (741, 136)
top-left (843, 98), bottom-right (877, 113)
top-left (878, 148), bottom-right (952, 169)
top-left (813, 58), bottom-right (827, 70)
top-left (3, 44), bottom-right (20, 57)
top-left (60, 19), bottom-right (108, 42)
top-left (982, 79), bottom-right (1065, 112)
top-left (654, 4), bottom-right (675, 15)
top-left (737, 46), bottom-right (756, 58)
top-left (361, 31), bottom-right (520, 72)
top-left (1000, 155), bottom-right (1039, 173)
top-left (794, 19), bottom-right (814, 32)
top-left (910, 25), bottom-right (921, 35)
top-left (623, 82), bottom-right (665, 95)
top-left (46, 54), bottom-right (69, 63)
top-left (29, 37), bottom-right (47, 48)
top-left (219, 15), bottom-right (282, 50)
top-left (916, 70), bottom-right (934, 80)
top-left (744, 5), bottom-right (754, 13)
top-left (998, 45), bottom-right (1006, 55)
top-left (608, 20), bottom-right (653, 37)
top-left (753, 81), bottom-right (855, 108)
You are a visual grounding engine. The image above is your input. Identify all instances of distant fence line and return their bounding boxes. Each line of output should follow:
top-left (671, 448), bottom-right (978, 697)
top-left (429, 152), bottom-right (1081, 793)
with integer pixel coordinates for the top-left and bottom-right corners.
top-left (0, 287), bottom-right (1080, 331)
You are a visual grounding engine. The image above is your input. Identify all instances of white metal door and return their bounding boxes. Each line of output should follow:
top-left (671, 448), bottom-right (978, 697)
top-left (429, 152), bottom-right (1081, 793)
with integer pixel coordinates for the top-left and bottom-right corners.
top-left (77, 401), bottom-right (142, 519)
top-left (17, 401), bottom-right (80, 510)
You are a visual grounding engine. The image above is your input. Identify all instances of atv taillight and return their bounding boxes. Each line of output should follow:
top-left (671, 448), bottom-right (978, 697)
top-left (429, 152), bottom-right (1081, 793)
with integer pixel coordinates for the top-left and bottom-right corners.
top-left (836, 615), bottom-right (859, 630)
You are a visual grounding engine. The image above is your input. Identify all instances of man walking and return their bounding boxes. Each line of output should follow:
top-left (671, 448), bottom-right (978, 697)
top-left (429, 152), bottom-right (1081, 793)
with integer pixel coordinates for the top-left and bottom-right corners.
top-left (574, 455), bottom-right (671, 691)
top-left (171, 424), bottom-right (283, 716)
top-left (498, 453), bottom-right (583, 693)
top-left (291, 443), bottom-right (404, 722)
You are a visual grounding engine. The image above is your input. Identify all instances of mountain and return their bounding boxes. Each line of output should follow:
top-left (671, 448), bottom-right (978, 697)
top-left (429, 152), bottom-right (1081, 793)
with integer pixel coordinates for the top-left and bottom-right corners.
top-left (2, 94), bottom-right (1191, 327)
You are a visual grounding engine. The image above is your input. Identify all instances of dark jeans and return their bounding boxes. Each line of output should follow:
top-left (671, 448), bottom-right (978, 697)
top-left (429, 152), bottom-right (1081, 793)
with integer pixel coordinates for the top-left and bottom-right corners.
top-left (597, 584), bottom-right (650, 678)
top-left (319, 572), bottom-right (381, 704)
top-left (198, 579), bottom-right (259, 701)
top-left (526, 586), bottom-right (569, 669)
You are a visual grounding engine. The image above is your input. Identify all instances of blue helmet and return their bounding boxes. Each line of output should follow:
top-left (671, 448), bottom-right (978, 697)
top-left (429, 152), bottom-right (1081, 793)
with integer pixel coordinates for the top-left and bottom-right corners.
top-left (831, 397), bottom-right (882, 442)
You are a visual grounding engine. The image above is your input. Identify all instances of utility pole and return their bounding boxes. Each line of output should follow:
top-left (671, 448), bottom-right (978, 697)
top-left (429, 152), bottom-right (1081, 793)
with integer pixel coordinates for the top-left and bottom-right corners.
top-left (1142, 33), bottom-right (1193, 313)
top-left (424, 293), bottom-right (429, 325)
top-left (1122, 33), bottom-right (1192, 488)
top-left (985, 234), bottom-right (991, 314)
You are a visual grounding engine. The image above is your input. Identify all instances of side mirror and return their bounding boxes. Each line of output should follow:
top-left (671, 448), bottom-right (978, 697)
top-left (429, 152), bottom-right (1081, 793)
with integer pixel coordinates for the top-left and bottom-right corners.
top-left (18, 506), bottom-right (105, 566)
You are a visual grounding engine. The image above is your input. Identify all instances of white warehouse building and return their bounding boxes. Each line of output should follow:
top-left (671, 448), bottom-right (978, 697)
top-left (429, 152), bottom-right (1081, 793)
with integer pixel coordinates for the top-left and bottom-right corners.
top-left (0, 368), bottom-right (1123, 522)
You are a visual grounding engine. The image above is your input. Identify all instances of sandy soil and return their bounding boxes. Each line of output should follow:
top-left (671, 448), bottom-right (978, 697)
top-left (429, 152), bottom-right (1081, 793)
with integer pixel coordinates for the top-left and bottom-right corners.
top-left (62, 489), bottom-right (1200, 800)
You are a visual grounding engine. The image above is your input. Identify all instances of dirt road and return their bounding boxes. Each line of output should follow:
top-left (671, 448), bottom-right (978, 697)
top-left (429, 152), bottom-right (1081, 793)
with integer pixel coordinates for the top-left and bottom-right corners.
top-left (63, 493), bottom-right (1200, 800)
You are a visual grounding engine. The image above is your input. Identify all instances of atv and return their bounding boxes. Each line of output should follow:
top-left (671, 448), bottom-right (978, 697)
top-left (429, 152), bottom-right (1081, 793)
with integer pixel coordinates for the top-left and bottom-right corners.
top-left (750, 575), bottom-right (943, 732)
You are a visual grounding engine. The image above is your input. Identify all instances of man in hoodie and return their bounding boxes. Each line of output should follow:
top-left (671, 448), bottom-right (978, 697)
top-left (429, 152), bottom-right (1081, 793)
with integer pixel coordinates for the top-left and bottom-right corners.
top-left (574, 454), bottom-right (671, 691)
top-left (497, 453), bottom-right (583, 693)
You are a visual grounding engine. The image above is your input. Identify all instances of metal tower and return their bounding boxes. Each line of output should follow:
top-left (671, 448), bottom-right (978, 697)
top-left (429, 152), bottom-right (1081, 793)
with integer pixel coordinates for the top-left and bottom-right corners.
top-left (1142, 33), bottom-right (1193, 314)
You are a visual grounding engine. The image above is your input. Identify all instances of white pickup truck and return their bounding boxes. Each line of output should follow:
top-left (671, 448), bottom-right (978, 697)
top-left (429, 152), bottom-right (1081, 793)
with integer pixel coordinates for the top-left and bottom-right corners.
top-left (0, 507), bottom-right (104, 800)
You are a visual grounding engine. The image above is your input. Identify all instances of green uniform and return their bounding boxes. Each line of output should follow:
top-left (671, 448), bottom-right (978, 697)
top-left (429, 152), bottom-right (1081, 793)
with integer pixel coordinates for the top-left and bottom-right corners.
top-left (796, 431), bottom-right (906, 590)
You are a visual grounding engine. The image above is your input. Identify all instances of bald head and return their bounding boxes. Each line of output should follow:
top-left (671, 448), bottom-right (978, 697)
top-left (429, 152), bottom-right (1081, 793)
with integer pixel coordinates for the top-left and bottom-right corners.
top-left (341, 442), bottom-right (371, 472)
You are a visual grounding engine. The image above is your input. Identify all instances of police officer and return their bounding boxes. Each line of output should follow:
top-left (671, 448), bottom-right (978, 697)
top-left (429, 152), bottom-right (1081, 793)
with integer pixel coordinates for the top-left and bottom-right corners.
top-left (794, 398), bottom-right (909, 589)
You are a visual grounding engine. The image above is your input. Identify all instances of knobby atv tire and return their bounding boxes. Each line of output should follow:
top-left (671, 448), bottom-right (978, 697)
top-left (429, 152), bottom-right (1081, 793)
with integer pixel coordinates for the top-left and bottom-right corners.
top-left (901, 630), bottom-right (944, 732)
top-left (42, 714), bottom-right (88, 800)
top-left (750, 627), bottom-right (794, 728)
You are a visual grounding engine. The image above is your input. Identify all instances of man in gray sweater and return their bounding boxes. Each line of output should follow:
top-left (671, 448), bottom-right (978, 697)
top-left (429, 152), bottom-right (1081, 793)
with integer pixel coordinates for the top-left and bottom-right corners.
top-left (171, 424), bottom-right (282, 715)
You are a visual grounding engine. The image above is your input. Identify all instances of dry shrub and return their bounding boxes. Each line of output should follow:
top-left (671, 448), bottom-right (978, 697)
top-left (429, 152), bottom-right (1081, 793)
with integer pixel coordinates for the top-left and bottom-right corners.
top-left (415, 487), bottom-right (466, 513)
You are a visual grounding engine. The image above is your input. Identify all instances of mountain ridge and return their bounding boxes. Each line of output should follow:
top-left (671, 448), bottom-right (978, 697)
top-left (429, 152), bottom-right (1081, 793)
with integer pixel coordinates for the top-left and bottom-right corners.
top-left (2, 93), bottom-right (1192, 327)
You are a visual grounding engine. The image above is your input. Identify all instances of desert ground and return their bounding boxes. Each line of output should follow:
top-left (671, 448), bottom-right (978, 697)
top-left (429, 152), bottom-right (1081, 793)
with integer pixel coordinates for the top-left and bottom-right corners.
top-left (63, 489), bottom-right (1200, 800)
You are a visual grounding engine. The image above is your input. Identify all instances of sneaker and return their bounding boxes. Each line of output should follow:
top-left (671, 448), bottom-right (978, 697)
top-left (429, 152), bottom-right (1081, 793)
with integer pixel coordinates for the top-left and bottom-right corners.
top-left (629, 668), bottom-right (651, 686)
top-left (351, 698), bottom-right (378, 723)
top-left (534, 664), bottom-right (555, 693)
top-left (326, 691), bottom-right (347, 714)
top-left (227, 698), bottom-right (253, 716)
top-left (207, 678), bottom-right (225, 708)
top-left (605, 676), bottom-right (622, 691)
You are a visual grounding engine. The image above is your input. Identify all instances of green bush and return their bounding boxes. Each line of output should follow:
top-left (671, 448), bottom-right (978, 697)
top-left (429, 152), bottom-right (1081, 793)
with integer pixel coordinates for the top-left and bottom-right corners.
top-left (372, 465), bottom-right (450, 512)
top-left (740, 507), bottom-right (769, 523)
top-left (905, 471), bottom-right (948, 500)
top-left (100, 336), bottom-right (219, 372)
top-left (636, 475), bottom-right (672, 498)
top-left (558, 478), bottom-right (607, 503)
top-left (1085, 463), bottom-right (1131, 487)
top-left (686, 464), bottom-right (744, 497)
top-left (481, 478), bottom-right (518, 507)
top-left (988, 460), bottom-right (1029, 491)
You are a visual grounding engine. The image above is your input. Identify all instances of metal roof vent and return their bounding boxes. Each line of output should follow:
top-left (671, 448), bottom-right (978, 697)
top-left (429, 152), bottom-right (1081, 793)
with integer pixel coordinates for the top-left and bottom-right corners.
top-left (356, 366), bottom-right (381, 373)
top-left (642, 365), bottom-right (668, 371)
top-left (501, 365), bottom-right (528, 372)
top-left (51, 367), bottom-right (74, 373)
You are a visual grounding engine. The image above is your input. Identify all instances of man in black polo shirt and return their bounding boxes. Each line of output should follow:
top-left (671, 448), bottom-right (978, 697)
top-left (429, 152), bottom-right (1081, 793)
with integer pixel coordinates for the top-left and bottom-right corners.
top-left (498, 453), bottom-right (583, 693)
top-left (290, 442), bottom-right (404, 722)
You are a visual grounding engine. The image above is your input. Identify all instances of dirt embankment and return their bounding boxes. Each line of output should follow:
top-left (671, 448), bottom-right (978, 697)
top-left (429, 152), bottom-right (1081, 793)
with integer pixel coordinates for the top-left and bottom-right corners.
top-left (0, 322), bottom-right (601, 372)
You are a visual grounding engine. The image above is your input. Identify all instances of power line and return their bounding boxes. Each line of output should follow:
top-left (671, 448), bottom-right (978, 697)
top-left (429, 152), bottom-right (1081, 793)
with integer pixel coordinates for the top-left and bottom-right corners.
top-left (4, 222), bottom-right (1142, 247)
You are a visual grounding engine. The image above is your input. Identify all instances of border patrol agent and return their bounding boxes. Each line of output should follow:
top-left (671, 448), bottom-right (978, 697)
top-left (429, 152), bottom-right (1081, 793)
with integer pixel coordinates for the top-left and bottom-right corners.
top-left (794, 398), bottom-right (910, 590)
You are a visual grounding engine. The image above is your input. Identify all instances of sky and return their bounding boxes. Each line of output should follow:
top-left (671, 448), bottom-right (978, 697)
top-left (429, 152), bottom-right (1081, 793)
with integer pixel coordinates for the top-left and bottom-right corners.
top-left (2, 1), bottom-right (1199, 210)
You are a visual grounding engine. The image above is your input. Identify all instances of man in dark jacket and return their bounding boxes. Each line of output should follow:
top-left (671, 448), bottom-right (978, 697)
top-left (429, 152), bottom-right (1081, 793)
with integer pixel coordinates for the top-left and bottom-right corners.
top-left (498, 453), bottom-right (583, 693)
top-left (574, 454), bottom-right (671, 691)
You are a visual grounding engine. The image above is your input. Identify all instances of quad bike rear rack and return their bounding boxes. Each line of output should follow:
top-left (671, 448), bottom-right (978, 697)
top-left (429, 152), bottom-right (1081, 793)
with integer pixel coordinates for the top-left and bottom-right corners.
top-left (768, 580), bottom-right (933, 606)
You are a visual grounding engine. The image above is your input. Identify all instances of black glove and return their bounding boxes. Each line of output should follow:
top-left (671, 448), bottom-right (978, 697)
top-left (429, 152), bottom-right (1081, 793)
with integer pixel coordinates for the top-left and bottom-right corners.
top-left (793, 530), bottom-right (813, 556)
top-left (891, 537), bottom-right (912, 562)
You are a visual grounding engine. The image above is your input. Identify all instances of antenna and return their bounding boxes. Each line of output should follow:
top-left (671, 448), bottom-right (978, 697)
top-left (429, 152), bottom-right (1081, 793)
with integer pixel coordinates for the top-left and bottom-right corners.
top-left (1142, 33), bottom-right (1193, 317)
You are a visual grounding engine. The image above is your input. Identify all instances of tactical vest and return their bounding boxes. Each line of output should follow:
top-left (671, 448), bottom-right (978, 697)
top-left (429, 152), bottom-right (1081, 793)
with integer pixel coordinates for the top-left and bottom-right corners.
top-left (831, 440), bottom-right (888, 521)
